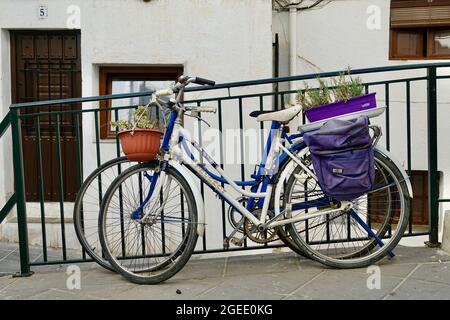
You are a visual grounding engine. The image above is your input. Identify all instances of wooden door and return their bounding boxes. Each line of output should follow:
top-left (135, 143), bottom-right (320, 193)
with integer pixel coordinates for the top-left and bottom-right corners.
top-left (11, 30), bottom-right (82, 201)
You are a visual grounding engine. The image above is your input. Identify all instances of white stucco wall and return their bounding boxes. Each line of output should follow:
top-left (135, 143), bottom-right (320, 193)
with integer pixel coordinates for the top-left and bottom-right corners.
top-left (1, 0), bottom-right (448, 251)
top-left (273, 0), bottom-right (450, 235)
top-left (0, 0), bottom-right (273, 249)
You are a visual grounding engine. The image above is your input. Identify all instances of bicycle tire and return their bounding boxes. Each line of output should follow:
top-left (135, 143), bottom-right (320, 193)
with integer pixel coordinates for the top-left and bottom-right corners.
top-left (73, 156), bottom-right (134, 271)
top-left (98, 163), bottom-right (199, 284)
top-left (284, 151), bottom-right (410, 268)
top-left (278, 149), bottom-right (396, 258)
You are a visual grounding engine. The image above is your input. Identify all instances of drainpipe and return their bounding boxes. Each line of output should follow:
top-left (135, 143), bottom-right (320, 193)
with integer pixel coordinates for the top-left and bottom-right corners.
top-left (289, 7), bottom-right (297, 105)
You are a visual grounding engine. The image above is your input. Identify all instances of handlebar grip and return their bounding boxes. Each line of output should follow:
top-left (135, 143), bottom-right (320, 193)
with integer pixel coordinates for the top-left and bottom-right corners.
top-left (195, 106), bottom-right (217, 113)
top-left (155, 89), bottom-right (173, 97)
top-left (193, 77), bottom-right (216, 86)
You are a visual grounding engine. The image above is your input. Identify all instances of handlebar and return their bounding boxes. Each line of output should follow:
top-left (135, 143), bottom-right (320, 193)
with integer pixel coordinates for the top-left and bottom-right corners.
top-left (150, 75), bottom-right (216, 109)
top-left (192, 106), bottom-right (217, 113)
top-left (192, 77), bottom-right (216, 86)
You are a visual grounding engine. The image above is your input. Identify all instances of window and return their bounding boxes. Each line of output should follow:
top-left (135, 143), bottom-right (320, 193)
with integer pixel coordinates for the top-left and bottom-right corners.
top-left (390, 0), bottom-right (450, 59)
top-left (99, 66), bottom-right (183, 139)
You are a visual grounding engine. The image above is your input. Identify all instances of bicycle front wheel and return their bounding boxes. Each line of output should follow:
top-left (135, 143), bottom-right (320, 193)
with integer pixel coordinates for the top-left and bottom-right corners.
top-left (284, 150), bottom-right (410, 269)
top-left (98, 163), bottom-right (198, 284)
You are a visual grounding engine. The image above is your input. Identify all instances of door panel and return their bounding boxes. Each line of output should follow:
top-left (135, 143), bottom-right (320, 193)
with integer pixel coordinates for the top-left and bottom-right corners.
top-left (11, 30), bottom-right (82, 201)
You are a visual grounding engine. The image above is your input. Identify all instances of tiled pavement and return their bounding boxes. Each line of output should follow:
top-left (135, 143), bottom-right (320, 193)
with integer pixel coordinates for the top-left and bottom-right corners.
top-left (0, 243), bottom-right (449, 300)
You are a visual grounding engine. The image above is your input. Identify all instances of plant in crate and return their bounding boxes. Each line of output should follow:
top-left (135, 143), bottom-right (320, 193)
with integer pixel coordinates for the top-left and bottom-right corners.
top-left (296, 69), bottom-right (376, 122)
top-left (111, 105), bottom-right (164, 161)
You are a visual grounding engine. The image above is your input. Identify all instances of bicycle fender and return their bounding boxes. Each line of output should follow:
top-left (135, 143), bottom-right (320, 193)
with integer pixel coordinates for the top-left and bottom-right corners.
top-left (374, 146), bottom-right (413, 198)
top-left (169, 161), bottom-right (206, 236)
top-left (273, 159), bottom-right (297, 217)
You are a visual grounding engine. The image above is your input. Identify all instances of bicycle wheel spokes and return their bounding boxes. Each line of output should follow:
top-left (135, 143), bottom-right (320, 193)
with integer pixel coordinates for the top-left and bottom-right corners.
top-left (73, 157), bottom-right (136, 270)
top-left (285, 151), bottom-right (409, 268)
top-left (100, 164), bottom-right (198, 283)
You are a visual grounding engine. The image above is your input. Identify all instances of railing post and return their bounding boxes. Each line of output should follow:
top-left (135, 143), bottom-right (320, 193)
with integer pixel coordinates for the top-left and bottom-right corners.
top-left (10, 107), bottom-right (33, 276)
top-left (426, 66), bottom-right (440, 247)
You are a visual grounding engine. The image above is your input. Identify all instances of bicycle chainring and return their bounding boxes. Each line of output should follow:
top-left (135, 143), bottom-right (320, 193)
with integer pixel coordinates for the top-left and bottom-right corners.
top-left (244, 209), bottom-right (278, 243)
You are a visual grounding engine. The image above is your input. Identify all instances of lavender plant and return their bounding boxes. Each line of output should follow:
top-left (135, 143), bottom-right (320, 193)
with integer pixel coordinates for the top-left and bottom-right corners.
top-left (296, 68), bottom-right (365, 110)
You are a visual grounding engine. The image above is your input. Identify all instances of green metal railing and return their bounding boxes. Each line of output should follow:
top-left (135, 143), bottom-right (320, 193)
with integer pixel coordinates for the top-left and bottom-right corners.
top-left (1, 62), bottom-right (449, 276)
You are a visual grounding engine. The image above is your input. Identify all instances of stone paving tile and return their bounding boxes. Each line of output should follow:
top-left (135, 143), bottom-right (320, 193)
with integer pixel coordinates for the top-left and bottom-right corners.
top-left (3, 269), bottom-right (72, 293)
top-left (388, 279), bottom-right (450, 300)
top-left (409, 262), bottom-right (450, 285)
top-left (109, 277), bottom-right (224, 300)
top-left (0, 266), bottom-right (118, 300)
top-left (32, 261), bottom-right (104, 274)
top-left (74, 283), bottom-right (136, 299)
top-left (343, 261), bottom-right (420, 278)
top-left (0, 248), bottom-right (43, 274)
top-left (28, 288), bottom-right (98, 300)
top-left (287, 269), bottom-right (403, 300)
top-left (225, 253), bottom-right (301, 277)
top-left (0, 243), bottom-right (16, 251)
top-left (0, 276), bottom-right (16, 290)
top-left (172, 258), bottom-right (227, 281)
top-left (0, 286), bottom-right (50, 300)
top-left (195, 269), bottom-right (323, 300)
top-left (80, 268), bottom-right (122, 285)
top-left (390, 246), bottom-right (450, 264)
top-left (0, 249), bottom-right (15, 260)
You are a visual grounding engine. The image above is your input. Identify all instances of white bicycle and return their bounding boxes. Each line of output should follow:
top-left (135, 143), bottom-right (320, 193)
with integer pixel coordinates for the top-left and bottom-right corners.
top-left (98, 76), bottom-right (412, 284)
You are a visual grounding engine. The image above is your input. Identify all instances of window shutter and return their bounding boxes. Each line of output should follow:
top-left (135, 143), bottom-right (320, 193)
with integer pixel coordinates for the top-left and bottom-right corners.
top-left (391, 0), bottom-right (450, 27)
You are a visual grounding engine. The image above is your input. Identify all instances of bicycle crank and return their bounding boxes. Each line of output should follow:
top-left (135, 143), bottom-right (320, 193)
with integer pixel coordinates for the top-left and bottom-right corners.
top-left (244, 209), bottom-right (278, 243)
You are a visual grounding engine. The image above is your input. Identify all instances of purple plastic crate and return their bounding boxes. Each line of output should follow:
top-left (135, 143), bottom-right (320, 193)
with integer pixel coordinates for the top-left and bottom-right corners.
top-left (305, 93), bottom-right (377, 122)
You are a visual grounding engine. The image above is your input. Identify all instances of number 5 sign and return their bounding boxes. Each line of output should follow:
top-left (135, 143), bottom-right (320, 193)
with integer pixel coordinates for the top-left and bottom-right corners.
top-left (38, 5), bottom-right (48, 19)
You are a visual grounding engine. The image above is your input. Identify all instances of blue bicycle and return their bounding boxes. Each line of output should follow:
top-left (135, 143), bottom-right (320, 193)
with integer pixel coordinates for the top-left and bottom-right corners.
top-left (98, 76), bottom-right (411, 284)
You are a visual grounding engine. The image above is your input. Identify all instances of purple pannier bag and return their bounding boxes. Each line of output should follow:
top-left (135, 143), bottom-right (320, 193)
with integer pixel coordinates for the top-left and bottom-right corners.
top-left (303, 116), bottom-right (375, 201)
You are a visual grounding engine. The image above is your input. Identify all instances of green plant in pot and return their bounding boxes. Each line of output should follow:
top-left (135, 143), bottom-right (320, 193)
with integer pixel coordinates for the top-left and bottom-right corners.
top-left (111, 105), bottom-right (164, 161)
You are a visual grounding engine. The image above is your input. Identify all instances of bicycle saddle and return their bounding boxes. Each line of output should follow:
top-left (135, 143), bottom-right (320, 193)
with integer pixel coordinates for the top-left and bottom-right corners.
top-left (249, 105), bottom-right (302, 123)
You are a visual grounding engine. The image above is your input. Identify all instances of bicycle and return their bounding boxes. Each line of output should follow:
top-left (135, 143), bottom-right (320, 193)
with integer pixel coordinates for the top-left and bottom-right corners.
top-left (97, 75), bottom-right (412, 284)
top-left (73, 145), bottom-right (305, 271)
top-left (73, 113), bottom-right (307, 271)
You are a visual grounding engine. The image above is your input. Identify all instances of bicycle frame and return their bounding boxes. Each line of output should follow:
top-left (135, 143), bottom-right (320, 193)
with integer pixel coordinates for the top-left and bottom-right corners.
top-left (131, 78), bottom-right (412, 253)
top-left (138, 107), bottom-right (337, 231)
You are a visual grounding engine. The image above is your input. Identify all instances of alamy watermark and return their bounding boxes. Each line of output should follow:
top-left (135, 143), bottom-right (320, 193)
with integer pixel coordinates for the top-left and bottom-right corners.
top-left (66, 4), bottom-right (81, 29)
top-left (366, 5), bottom-right (381, 30)
top-left (366, 265), bottom-right (381, 290)
top-left (66, 265), bottom-right (81, 290)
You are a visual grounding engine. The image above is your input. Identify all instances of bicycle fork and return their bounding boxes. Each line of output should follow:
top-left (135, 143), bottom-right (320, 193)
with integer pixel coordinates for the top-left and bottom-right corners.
top-left (130, 168), bottom-right (173, 222)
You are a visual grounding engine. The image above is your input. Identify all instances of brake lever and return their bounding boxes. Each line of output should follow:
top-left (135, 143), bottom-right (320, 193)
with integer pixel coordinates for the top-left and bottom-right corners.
top-left (185, 112), bottom-right (211, 127)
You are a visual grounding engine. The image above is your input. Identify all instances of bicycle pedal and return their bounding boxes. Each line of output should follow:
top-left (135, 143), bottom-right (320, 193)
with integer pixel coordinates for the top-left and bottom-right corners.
top-left (230, 237), bottom-right (244, 247)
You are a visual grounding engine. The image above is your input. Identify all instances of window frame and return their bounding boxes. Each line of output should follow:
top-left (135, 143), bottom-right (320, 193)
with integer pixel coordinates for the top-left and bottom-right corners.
top-left (389, 28), bottom-right (425, 60)
top-left (427, 27), bottom-right (450, 58)
top-left (389, 0), bottom-right (450, 60)
top-left (99, 66), bottom-right (183, 139)
top-left (390, 27), bottom-right (450, 60)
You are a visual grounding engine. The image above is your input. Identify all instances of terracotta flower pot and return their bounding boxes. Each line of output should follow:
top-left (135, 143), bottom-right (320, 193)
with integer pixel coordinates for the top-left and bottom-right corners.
top-left (118, 128), bottom-right (163, 161)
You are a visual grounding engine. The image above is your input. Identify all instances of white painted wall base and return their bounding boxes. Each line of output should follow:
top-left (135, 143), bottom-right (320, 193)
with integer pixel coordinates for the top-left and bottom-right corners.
top-left (0, 220), bottom-right (83, 251)
top-left (441, 210), bottom-right (450, 254)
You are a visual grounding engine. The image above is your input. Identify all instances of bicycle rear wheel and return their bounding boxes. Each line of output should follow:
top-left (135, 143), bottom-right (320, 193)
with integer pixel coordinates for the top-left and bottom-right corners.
top-left (73, 156), bottom-right (136, 271)
top-left (284, 150), bottom-right (410, 268)
top-left (98, 163), bottom-right (198, 284)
